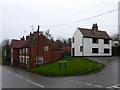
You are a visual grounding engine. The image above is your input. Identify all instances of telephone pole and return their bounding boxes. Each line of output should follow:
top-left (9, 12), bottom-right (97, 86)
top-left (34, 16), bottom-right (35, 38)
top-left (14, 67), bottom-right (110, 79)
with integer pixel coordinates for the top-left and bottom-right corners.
top-left (36, 25), bottom-right (40, 67)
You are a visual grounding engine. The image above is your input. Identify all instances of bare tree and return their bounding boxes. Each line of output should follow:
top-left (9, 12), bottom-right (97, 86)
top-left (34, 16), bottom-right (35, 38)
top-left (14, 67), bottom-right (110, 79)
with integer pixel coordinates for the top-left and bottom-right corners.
top-left (111, 33), bottom-right (119, 41)
top-left (44, 30), bottom-right (54, 41)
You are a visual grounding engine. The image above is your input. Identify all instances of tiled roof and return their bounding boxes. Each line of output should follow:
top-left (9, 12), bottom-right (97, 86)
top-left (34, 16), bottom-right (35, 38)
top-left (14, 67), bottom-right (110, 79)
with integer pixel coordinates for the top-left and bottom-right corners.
top-left (19, 35), bottom-right (38, 48)
top-left (78, 28), bottom-right (111, 39)
top-left (11, 39), bottom-right (25, 49)
top-left (11, 28), bottom-right (61, 50)
top-left (12, 33), bottom-right (60, 50)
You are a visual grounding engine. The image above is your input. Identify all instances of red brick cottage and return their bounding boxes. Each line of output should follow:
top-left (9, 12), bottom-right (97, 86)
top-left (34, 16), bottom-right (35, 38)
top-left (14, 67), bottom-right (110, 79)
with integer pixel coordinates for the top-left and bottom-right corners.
top-left (11, 26), bottom-right (61, 69)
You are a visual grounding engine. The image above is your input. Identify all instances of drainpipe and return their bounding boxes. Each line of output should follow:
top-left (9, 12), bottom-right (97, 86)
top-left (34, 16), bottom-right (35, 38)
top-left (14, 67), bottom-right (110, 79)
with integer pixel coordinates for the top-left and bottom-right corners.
top-left (82, 37), bottom-right (84, 56)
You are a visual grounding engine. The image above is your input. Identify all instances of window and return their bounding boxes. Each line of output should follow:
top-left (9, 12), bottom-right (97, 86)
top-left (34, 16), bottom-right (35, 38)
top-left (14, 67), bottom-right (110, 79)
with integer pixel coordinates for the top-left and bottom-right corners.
top-left (92, 48), bottom-right (99, 53)
top-left (44, 46), bottom-right (48, 51)
top-left (23, 48), bottom-right (25, 53)
top-left (104, 49), bottom-right (110, 53)
top-left (11, 49), bottom-right (13, 53)
top-left (23, 56), bottom-right (25, 63)
top-left (80, 46), bottom-right (83, 52)
top-left (20, 49), bottom-right (22, 54)
top-left (92, 38), bottom-right (98, 44)
top-left (26, 57), bottom-right (27, 64)
top-left (36, 57), bottom-right (43, 65)
top-left (25, 56), bottom-right (29, 64)
top-left (73, 38), bottom-right (74, 43)
top-left (104, 39), bottom-right (109, 44)
top-left (26, 48), bottom-right (28, 53)
top-left (19, 56), bottom-right (21, 62)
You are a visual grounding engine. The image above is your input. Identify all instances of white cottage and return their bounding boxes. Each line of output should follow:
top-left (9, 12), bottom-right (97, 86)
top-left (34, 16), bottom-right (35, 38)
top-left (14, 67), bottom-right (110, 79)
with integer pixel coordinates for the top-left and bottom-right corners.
top-left (71, 23), bottom-right (112, 56)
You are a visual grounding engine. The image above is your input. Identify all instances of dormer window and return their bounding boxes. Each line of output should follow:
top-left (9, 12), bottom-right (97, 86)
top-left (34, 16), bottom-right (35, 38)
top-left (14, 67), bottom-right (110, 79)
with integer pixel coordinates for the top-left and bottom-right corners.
top-left (92, 38), bottom-right (98, 44)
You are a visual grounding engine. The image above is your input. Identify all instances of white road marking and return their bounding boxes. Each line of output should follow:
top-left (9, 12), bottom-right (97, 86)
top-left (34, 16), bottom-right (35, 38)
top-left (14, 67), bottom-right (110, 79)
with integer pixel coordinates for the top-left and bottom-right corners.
top-left (14, 74), bottom-right (23, 79)
top-left (106, 84), bottom-right (120, 89)
top-left (111, 86), bottom-right (119, 88)
top-left (7, 71), bottom-right (12, 74)
top-left (26, 79), bottom-right (44, 88)
top-left (62, 78), bottom-right (103, 88)
top-left (85, 83), bottom-right (92, 86)
top-left (94, 85), bottom-right (103, 88)
top-left (76, 81), bottom-right (83, 84)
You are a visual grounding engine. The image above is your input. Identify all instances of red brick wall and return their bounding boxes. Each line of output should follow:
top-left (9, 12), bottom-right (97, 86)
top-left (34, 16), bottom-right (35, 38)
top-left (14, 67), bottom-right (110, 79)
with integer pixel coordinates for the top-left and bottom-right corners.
top-left (52, 50), bottom-right (61, 61)
top-left (29, 35), bottom-right (61, 69)
top-left (12, 49), bottom-right (19, 66)
top-left (12, 34), bottom-right (61, 69)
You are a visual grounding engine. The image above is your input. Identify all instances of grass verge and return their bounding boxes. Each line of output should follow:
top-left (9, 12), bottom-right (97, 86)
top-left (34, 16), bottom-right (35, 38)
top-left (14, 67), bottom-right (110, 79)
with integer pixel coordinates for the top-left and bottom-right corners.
top-left (30, 57), bottom-right (105, 77)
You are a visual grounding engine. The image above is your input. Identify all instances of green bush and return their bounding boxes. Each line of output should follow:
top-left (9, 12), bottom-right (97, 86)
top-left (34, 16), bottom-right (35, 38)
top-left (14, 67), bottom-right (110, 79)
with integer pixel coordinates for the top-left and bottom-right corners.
top-left (112, 46), bottom-right (120, 56)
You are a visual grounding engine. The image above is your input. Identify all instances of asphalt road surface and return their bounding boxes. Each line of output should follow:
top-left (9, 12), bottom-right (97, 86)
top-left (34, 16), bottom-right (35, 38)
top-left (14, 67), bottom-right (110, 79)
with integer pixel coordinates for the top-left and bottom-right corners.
top-left (2, 57), bottom-right (119, 89)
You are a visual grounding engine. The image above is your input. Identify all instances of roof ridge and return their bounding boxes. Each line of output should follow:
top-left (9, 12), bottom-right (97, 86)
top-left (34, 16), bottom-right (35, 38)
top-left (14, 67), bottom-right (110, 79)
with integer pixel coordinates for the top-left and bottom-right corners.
top-left (12, 39), bottom-right (20, 41)
top-left (78, 28), bottom-right (106, 32)
top-left (78, 28), bottom-right (111, 39)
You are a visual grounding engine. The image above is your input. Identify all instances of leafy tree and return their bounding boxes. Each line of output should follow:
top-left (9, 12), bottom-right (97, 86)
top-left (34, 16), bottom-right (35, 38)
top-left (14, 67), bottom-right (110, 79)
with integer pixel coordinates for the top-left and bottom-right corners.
top-left (55, 39), bottom-right (64, 48)
top-left (67, 38), bottom-right (71, 46)
top-left (2, 39), bottom-right (11, 65)
top-left (55, 37), bottom-right (71, 57)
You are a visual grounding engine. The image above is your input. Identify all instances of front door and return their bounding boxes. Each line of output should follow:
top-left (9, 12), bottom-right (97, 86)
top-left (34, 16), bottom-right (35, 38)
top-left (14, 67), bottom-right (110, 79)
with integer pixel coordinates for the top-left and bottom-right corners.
top-left (72, 48), bottom-right (75, 56)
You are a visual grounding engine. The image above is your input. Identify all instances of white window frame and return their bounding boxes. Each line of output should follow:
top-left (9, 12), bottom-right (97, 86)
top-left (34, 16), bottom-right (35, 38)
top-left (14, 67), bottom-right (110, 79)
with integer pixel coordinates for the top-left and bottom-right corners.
top-left (20, 49), bottom-right (22, 54)
top-left (44, 46), bottom-right (48, 51)
top-left (11, 49), bottom-right (13, 53)
top-left (26, 48), bottom-right (28, 53)
top-left (23, 56), bottom-right (25, 63)
top-left (26, 57), bottom-right (27, 64)
top-left (36, 57), bottom-right (43, 65)
top-left (23, 48), bottom-right (25, 53)
top-left (19, 56), bottom-right (21, 62)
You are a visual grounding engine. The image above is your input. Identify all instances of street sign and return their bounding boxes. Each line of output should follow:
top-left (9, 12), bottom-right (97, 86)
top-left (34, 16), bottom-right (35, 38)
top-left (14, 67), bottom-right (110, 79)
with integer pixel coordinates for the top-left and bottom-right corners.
top-left (58, 61), bottom-right (67, 70)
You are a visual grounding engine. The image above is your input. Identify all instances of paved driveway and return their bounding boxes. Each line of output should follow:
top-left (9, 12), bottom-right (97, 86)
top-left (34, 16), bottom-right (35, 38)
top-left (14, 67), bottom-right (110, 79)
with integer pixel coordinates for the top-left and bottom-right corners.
top-left (86, 56), bottom-right (119, 65)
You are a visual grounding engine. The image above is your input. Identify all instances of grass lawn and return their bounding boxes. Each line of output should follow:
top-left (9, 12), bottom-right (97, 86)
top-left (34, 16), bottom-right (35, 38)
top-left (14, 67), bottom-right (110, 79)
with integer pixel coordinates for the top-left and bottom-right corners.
top-left (30, 57), bottom-right (105, 77)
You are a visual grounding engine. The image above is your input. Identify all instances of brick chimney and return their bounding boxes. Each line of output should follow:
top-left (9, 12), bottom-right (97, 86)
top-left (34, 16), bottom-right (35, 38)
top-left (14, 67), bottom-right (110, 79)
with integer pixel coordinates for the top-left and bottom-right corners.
top-left (30, 32), bottom-right (33, 38)
top-left (33, 31), bottom-right (37, 34)
top-left (21, 36), bottom-right (25, 40)
top-left (92, 23), bottom-right (98, 32)
top-left (30, 31), bottom-right (32, 36)
top-left (26, 35), bottom-right (29, 40)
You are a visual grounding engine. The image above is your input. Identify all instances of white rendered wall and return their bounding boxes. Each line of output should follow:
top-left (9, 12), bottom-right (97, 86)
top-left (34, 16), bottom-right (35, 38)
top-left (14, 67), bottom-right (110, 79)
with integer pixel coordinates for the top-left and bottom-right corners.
top-left (83, 38), bottom-right (112, 56)
top-left (71, 28), bottom-right (83, 56)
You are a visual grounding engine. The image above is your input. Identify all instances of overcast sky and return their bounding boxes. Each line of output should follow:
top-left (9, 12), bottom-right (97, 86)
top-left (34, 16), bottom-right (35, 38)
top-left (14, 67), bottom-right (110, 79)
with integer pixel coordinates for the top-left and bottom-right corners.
top-left (0, 0), bottom-right (119, 42)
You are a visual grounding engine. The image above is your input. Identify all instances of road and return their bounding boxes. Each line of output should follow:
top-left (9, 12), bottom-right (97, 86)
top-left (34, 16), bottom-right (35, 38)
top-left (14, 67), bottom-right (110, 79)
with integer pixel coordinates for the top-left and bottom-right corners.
top-left (0, 66), bottom-right (2, 89)
top-left (2, 57), bottom-right (119, 89)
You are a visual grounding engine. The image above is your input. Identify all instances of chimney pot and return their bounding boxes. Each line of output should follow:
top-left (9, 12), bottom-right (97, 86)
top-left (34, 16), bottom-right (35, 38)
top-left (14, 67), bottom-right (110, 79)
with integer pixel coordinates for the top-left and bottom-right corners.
top-left (26, 36), bottom-right (29, 40)
top-left (92, 23), bottom-right (98, 32)
top-left (21, 36), bottom-right (25, 40)
top-left (30, 32), bottom-right (32, 36)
